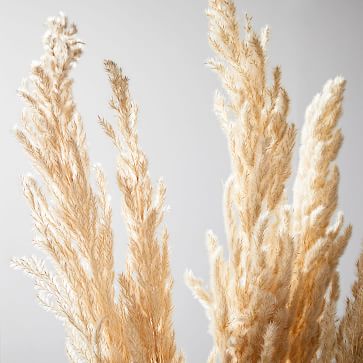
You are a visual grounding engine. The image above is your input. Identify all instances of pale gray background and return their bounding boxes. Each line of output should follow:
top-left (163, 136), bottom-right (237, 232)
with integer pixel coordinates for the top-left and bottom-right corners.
top-left (0, 0), bottom-right (362, 362)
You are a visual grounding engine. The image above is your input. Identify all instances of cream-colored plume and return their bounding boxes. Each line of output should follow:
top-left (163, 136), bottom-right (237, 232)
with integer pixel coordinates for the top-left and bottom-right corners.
top-left (185, 1), bottom-right (361, 362)
top-left (12, 13), bottom-right (183, 363)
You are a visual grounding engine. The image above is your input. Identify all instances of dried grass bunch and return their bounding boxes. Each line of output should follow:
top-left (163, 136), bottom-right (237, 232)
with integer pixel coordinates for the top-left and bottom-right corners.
top-left (186, 0), bottom-right (363, 362)
top-left (12, 1), bottom-right (363, 362)
top-left (12, 13), bottom-right (183, 363)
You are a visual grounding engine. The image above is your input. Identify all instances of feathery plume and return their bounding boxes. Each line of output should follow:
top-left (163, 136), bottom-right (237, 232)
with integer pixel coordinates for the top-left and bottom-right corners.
top-left (14, 13), bottom-right (182, 363)
top-left (99, 59), bottom-right (184, 363)
top-left (336, 250), bottom-right (363, 362)
top-left (186, 1), bottom-right (359, 362)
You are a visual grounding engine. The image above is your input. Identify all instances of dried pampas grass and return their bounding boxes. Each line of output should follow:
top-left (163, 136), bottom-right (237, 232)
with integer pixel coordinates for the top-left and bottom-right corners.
top-left (186, 0), bottom-right (362, 362)
top-left (12, 13), bottom-right (183, 363)
top-left (13, 1), bottom-right (363, 362)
